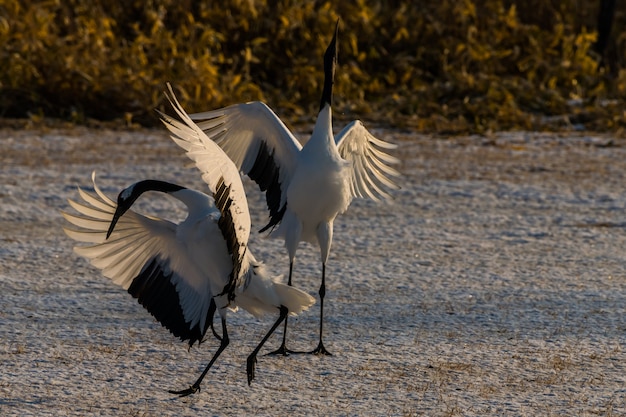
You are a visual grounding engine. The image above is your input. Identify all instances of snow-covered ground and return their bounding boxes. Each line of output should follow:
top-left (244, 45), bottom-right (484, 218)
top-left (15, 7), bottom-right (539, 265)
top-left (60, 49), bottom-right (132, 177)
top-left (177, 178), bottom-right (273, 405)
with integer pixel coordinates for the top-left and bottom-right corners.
top-left (1, 127), bottom-right (625, 416)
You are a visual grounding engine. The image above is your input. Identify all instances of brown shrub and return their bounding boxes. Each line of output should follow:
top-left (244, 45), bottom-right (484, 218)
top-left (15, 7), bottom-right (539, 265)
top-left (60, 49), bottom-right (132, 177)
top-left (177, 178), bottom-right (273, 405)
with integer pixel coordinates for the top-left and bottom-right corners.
top-left (1, 0), bottom-right (625, 132)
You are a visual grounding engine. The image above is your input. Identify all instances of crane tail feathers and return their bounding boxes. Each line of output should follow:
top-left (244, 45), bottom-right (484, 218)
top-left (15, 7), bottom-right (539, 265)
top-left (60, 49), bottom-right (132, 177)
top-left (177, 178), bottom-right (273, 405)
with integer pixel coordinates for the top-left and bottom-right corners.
top-left (272, 283), bottom-right (316, 316)
top-left (236, 268), bottom-right (315, 318)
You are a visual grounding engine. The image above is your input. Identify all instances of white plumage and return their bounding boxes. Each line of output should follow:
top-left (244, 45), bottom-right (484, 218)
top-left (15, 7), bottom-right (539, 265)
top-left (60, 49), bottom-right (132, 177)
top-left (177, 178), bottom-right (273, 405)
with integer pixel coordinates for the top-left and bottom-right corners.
top-left (61, 87), bottom-right (315, 396)
top-left (169, 22), bottom-right (400, 355)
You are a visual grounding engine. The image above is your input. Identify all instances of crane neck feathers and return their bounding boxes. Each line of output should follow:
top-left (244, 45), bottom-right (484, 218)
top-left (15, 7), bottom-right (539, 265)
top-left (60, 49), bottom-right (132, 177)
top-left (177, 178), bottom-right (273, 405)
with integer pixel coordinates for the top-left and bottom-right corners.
top-left (319, 21), bottom-right (338, 112)
top-left (108, 180), bottom-right (188, 239)
top-left (305, 104), bottom-right (337, 156)
top-left (119, 180), bottom-right (185, 207)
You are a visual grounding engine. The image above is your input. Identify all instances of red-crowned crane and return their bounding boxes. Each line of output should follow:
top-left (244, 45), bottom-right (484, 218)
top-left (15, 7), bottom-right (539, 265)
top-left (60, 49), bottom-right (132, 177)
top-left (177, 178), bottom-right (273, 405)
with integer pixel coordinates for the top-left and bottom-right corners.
top-left (174, 22), bottom-right (399, 356)
top-left (62, 88), bottom-right (315, 396)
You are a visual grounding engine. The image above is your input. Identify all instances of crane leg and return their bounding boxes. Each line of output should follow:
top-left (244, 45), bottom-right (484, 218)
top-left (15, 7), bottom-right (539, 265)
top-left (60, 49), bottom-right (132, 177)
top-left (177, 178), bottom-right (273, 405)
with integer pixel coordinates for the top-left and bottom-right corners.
top-left (266, 261), bottom-right (303, 356)
top-left (310, 263), bottom-right (332, 356)
top-left (247, 305), bottom-right (289, 384)
top-left (169, 317), bottom-right (229, 397)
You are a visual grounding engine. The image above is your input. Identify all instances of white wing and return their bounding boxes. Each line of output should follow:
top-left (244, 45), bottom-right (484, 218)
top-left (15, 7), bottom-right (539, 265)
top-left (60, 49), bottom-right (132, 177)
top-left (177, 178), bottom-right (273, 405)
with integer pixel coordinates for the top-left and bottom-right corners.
top-left (159, 84), bottom-right (251, 279)
top-left (335, 121), bottom-right (400, 201)
top-left (62, 173), bottom-right (218, 346)
top-left (188, 99), bottom-right (302, 231)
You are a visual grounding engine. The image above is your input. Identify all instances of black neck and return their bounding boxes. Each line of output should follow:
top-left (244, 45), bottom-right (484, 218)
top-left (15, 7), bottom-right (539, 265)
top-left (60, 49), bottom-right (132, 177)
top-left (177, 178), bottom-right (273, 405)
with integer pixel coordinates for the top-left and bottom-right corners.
top-left (120, 180), bottom-right (185, 207)
top-left (319, 20), bottom-right (339, 112)
top-left (107, 180), bottom-right (186, 239)
top-left (130, 180), bottom-right (184, 196)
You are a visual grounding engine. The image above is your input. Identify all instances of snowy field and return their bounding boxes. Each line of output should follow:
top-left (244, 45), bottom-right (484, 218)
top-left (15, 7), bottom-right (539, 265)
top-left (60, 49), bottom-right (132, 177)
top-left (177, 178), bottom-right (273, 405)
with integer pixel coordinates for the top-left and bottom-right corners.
top-left (1, 126), bottom-right (626, 416)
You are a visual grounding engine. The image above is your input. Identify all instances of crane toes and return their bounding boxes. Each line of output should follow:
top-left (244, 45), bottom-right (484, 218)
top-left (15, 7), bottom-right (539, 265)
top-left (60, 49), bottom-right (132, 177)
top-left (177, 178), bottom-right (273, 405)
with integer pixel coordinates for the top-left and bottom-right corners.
top-left (246, 355), bottom-right (258, 385)
top-left (309, 341), bottom-right (332, 356)
top-left (168, 384), bottom-right (200, 397)
top-left (265, 343), bottom-right (303, 356)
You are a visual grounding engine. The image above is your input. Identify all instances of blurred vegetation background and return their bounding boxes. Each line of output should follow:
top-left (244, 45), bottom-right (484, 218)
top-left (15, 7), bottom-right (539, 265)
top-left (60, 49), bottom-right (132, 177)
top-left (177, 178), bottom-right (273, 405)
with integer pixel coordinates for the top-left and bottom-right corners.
top-left (1, 0), bottom-right (625, 133)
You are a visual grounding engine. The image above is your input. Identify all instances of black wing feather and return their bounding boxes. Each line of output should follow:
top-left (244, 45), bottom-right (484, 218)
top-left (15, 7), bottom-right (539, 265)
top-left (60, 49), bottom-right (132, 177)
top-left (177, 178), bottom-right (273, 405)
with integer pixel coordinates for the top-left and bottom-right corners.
top-left (214, 177), bottom-right (246, 301)
top-left (127, 258), bottom-right (214, 347)
top-left (246, 140), bottom-right (286, 232)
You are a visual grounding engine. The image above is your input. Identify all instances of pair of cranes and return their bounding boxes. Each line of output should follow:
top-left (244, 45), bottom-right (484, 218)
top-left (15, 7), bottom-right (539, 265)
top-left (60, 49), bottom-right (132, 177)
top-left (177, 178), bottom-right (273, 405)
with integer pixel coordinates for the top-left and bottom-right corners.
top-left (63, 22), bottom-right (399, 395)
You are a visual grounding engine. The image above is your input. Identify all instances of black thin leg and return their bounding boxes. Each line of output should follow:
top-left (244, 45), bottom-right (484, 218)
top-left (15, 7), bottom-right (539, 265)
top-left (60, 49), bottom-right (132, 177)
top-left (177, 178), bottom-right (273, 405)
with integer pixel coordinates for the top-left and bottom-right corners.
top-left (207, 299), bottom-right (221, 342)
top-left (266, 261), bottom-right (302, 356)
top-left (310, 263), bottom-right (332, 355)
top-left (169, 317), bottom-right (229, 397)
top-left (247, 306), bottom-right (288, 385)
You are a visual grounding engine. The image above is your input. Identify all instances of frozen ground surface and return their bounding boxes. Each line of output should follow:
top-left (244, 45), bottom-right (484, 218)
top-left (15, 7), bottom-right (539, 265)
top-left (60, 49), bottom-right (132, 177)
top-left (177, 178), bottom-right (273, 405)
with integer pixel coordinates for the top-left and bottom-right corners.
top-left (1, 126), bottom-right (626, 416)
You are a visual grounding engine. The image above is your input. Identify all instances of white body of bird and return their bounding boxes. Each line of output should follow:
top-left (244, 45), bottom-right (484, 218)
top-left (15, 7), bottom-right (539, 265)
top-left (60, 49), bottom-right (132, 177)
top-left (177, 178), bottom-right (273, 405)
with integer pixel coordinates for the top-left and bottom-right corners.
top-left (62, 86), bottom-right (315, 395)
top-left (65, 176), bottom-right (312, 327)
top-left (174, 21), bottom-right (400, 355)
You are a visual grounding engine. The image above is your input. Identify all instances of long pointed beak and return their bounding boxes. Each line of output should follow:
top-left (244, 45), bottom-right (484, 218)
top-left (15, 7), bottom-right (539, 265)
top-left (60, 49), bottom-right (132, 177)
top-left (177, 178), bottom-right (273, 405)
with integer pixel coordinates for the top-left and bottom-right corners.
top-left (320, 20), bottom-right (339, 111)
top-left (332, 19), bottom-right (339, 52)
top-left (106, 207), bottom-right (125, 239)
top-left (327, 19), bottom-right (339, 66)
